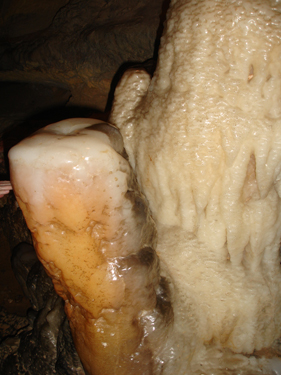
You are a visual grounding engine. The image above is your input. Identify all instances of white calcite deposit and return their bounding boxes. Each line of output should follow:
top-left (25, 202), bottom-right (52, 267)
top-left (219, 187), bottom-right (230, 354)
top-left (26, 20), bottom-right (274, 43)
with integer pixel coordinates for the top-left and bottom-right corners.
top-left (8, 0), bottom-right (281, 374)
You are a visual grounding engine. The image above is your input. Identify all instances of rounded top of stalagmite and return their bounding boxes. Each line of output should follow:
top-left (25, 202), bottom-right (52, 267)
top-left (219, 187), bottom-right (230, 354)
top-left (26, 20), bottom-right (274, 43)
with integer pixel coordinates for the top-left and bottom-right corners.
top-left (8, 118), bottom-right (124, 170)
top-left (8, 117), bottom-right (131, 231)
top-left (8, 118), bottom-right (128, 212)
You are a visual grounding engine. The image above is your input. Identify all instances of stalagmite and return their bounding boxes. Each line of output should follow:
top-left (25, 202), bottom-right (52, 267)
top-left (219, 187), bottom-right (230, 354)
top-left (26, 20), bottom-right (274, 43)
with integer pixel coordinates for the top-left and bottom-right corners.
top-left (8, 0), bottom-right (281, 374)
top-left (8, 118), bottom-right (172, 375)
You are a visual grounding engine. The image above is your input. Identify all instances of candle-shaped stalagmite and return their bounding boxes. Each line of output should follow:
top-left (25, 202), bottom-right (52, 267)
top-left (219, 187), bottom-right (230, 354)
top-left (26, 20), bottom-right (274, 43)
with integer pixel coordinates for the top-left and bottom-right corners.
top-left (8, 118), bottom-right (172, 375)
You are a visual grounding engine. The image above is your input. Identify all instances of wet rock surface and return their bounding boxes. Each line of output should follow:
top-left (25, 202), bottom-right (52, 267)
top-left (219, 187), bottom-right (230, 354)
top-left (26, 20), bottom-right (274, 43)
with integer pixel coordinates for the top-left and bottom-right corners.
top-left (0, 243), bottom-right (85, 375)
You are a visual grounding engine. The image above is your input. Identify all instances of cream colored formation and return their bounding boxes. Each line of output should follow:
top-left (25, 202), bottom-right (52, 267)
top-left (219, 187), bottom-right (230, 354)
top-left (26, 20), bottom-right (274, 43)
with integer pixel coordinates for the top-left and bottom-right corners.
top-left (111, 0), bottom-right (281, 371)
top-left (8, 0), bottom-right (281, 373)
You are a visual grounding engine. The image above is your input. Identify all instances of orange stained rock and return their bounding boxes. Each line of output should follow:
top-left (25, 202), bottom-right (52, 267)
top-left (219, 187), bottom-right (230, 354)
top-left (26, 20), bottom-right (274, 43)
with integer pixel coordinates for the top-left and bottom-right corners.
top-left (9, 119), bottom-right (165, 375)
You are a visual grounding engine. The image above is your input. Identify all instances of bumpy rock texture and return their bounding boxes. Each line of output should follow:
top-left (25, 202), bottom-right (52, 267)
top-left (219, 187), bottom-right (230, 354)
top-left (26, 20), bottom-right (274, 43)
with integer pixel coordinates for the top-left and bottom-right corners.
top-left (110, 0), bottom-right (281, 373)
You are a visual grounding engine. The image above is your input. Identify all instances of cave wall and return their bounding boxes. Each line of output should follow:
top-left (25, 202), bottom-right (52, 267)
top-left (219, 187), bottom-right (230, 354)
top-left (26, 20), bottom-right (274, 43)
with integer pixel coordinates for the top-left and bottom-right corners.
top-left (0, 0), bottom-right (167, 110)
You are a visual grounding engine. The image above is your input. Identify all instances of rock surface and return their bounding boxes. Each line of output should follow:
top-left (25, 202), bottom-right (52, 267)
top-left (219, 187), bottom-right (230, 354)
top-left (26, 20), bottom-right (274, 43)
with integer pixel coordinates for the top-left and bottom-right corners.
top-left (0, 243), bottom-right (85, 375)
top-left (0, 0), bottom-right (167, 110)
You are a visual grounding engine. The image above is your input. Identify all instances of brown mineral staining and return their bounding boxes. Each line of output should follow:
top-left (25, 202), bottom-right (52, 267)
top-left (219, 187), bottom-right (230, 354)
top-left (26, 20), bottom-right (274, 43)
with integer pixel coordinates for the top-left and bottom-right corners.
top-left (248, 64), bottom-right (254, 82)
